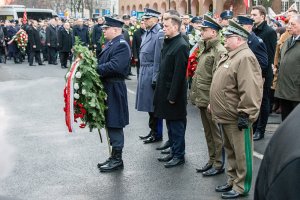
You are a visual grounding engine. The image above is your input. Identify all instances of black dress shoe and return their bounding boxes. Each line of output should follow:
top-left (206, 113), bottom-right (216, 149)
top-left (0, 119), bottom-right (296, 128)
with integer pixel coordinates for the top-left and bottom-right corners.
top-left (215, 183), bottom-right (233, 192)
top-left (143, 136), bottom-right (162, 144)
top-left (156, 140), bottom-right (170, 150)
top-left (53, 62), bottom-right (58, 65)
top-left (139, 132), bottom-right (151, 140)
top-left (253, 131), bottom-right (264, 141)
top-left (39, 63), bottom-right (45, 66)
top-left (97, 157), bottom-right (111, 168)
top-left (29, 64), bottom-right (36, 66)
top-left (161, 148), bottom-right (171, 154)
top-left (221, 189), bottom-right (240, 199)
top-left (158, 153), bottom-right (173, 162)
top-left (164, 157), bottom-right (185, 168)
top-left (202, 167), bottom-right (225, 176)
top-left (196, 163), bottom-right (212, 173)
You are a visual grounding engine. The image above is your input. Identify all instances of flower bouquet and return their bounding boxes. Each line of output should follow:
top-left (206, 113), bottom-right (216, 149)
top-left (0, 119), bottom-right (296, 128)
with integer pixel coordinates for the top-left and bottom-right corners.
top-left (187, 44), bottom-right (200, 78)
top-left (64, 37), bottom-right (107, 133)
top-left (188, 29), bottom-right (201, 46)
top-left (14, 29), bottom-right (28, 54)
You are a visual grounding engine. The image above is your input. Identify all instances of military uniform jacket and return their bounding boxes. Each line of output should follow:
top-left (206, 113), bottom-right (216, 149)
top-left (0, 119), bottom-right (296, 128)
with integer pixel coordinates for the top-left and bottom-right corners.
top-left (135, 23), bottom-right (164, 112)
top-left (153, 34), bottom-right (189, 120)
top-left (210, 43), bottom-right (263, 123)
top-left (190, 37), bottom-right (226, 108)
top-left (96, 35), bottom-right (131, 128)
top-left (275, 36), bottom-right (300, 102)
top-left (46, 25), bottom-right (58, 47)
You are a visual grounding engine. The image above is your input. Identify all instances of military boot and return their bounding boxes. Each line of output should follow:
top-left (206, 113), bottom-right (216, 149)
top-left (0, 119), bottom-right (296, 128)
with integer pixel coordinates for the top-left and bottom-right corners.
top-left (99, 149), bottom-right (124, 172)
top-left (97, 149), bottom-right (115, 168)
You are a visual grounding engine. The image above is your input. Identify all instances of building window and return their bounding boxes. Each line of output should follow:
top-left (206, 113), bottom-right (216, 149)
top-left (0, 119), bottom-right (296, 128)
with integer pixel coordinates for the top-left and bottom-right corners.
top-left (281, 0), bottom-right (289, 13)
top-left (253, 0), bottom-right (258, 6)
top-left (295, 0), bottom-right (300, 12)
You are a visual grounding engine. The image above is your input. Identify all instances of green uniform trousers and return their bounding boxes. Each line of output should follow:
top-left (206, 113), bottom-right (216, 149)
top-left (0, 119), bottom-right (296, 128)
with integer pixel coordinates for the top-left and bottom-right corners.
top-left (221, 123), bottom-right (253, 195)
top-left (200, 107), bottom-right (223, 169)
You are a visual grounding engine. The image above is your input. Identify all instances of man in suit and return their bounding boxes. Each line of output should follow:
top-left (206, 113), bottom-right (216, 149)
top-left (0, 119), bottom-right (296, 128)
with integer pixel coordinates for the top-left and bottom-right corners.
top-left (58, 22), bottom-right (73, 69)
top-left (135, 8), bottom-right (164, 144)
top-left (28, 20), bottom-right (44, 66)
top-left (73, 18), bottom-right (90, 46)
top-left (46, 18), bottom-right (58, 65)
top-left (251, 5), bottom-right (277, 141)
top-left (96, 17), bottom-right (131, 173)
top-left (132, 18), bottom-right (146, 78)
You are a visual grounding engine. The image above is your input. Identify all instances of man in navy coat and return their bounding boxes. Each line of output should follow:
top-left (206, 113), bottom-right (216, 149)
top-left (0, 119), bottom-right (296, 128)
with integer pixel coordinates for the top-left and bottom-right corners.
top-left (96, 17), bottom-right (131, 173)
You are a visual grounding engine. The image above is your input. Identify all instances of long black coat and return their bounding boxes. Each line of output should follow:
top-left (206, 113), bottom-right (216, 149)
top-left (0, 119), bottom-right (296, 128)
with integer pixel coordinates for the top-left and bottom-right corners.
top-left (252, 21), bottom-right (277, 87)
top-left (46, 25), bottom-right (58, 47)
top-left (92, 23), bottom-right (103, 50)
top-left (28, 27), bottom-right (42, 51)
top-left (154, 34), bottom-right (189, 120)
top-left (58, 28), bottom-right (73, 52)
top-left (96, 34), bottom-right (131, 128)
top-left (254, 105), bottom-right (300, 200)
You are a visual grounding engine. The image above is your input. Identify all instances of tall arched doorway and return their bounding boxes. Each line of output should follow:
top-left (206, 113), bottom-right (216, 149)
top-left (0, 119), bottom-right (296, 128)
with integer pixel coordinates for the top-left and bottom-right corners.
top-left (153, 2), bottom-right (158, 10)
top-left (191, 0), bottom-right (200, 16)
top-left (170, 1), bottom-right (176, 10)
top-left (138, 4), bottom-right (143, 11)
top-left (179, 0), bottom-right (187, 15)
top-left (161, 2), bottom-right (167, 13)
top-left (126, 5), bottom-right (130, 14)
top-left (121, 6), bottom-right (125, 15)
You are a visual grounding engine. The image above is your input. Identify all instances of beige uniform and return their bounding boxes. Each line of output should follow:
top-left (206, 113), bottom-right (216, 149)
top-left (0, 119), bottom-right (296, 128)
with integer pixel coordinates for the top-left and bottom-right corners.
top-left (210, 43), bottom-right (263, 194)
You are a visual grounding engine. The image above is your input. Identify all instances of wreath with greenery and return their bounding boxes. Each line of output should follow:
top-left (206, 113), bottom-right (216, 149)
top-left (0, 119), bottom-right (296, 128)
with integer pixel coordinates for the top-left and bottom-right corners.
top-left (64, 37), bottom-right (107, 132)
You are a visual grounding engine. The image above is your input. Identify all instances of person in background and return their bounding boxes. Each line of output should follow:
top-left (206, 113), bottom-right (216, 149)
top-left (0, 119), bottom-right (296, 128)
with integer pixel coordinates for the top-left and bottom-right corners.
top-left (73, 18), bottom-right (89, 46)
top-left (46, 18), bottom-right (58, 65)
top-left (92, 17), bottom-right (104, 58)
top-left (219, 10), bottom-right (233, 27)
top-left (58, 22), bottom-right (73, 69)
top-left (28, 20), bottom-right (44, 66)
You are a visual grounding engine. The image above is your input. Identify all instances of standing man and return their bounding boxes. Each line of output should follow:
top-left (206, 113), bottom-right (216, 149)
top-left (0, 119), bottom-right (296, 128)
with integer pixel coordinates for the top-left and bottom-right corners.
top-left (182, 15), bottom-right (193, 34)
top-left (96, 17), bottom-right (131, 173)
top-left (210, 20), bottom-right (263, 199)
top-left (132, 18), bottom-right (146, 78)
top-left (73, 18), bottom-right (89, 46)
top-left (46, 18), bottom-right (58, 65)
top-left (190, 15), bottom-right (226, 176)
top-left (92, 17), bottom-right (104, 57)
top-left (219, 10), bottom-right (233, 27)
top-left (58, 22), bottom-right (73, 69)
top-left (275, 15), bottom-right (300, 120)
top-left (251, 5), bottom-right (277, 141)
top-left (28, 20), bottom-right (44, 66)
top-left (135, 8), bottom-right (164, 144)
top-left (154, 13), bottom-right (189, 168)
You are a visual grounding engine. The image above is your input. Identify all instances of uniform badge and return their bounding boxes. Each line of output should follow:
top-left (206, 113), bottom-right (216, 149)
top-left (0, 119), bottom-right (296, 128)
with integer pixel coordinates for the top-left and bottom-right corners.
top-left (223, 62), bottom-right (230, 68)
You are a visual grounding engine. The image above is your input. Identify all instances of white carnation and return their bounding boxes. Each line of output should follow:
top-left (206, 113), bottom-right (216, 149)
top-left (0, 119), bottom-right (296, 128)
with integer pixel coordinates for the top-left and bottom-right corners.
top-left (74, 83), bottom-right (79, 90)
top-left (75, 72), bottom-right (82, 79)
top-left (74, 93), bottom-right (80, 99)
top-left (82, 89), bottom-right (86, 95)
top-left (65, 72), bottom-right (70, 78)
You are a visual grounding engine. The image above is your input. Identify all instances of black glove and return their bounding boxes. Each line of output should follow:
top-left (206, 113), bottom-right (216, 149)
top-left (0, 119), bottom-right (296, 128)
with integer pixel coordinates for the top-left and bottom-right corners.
top-left (151, 82), bottom-right (156, 90)
top-left (237, 112), bottom-right (249, 131)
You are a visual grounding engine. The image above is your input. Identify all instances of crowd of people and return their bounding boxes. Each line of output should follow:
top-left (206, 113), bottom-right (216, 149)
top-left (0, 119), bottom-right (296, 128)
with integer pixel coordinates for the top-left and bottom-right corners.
top-left (0, 5), bottom-right (299, 199)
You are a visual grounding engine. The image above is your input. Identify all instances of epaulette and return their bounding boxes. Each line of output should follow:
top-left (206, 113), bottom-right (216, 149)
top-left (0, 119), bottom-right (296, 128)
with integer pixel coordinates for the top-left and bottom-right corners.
top-left (158, 29), bottom-right (164, 32)
top-left (258, 38), bottom-right (263, 43)
top-left (120, 39), bottom-right (126, 43)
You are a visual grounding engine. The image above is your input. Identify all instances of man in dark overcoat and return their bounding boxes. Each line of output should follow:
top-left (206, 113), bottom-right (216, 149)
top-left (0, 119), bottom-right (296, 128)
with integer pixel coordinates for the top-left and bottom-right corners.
top-left (251, 5), bottom-right (277, 141)
top-left (73, 18), bottom-right (89, 46)
top-left (154, 14), bottom-right (189, 168)
top-left (46, 18), bottom-right (58, 65)
top-left (28, 20), bottom-right (43, 66)
top-left (92, 17), bottom-right (104, 57)
top-left (96, 17), bottom-right (131, 173)
top-left (58, 22), bottom-right (73, 68)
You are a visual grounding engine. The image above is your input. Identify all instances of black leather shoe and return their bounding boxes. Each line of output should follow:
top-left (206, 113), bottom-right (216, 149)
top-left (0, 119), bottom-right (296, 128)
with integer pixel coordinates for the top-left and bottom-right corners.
top-left (202, 167), bottom-right (225, 176)
top-left (99, 150), bottom-right (123, 172)
top-left (143, 136), bottom-right (162, 144)
top-left (196, 163), bottom-right (212, 173)
top-left (53, 62), bottom-right (58, 65)
top-left (221, 189), bottom-right (240, 199)
top-left (29, 64), bottom-right (36, 66)
top-left (164, 157), bottom-right (185, 168)
top-left (156, 140), bottom-right (170, 150)
top-left (215, 183), bottom-right (233, 192)
top-left (253, 131), bottom-right (264, 141)
top-left (97, 157), bottom-right (111, 168)
top-left (161, 148), bottom-right (171, 154)
top-left (139, 132), bottom-right (152, 140)
top-left (158, 153), bottom-right (173, 162)
top-left (39, 63), bottom-right (45, 66)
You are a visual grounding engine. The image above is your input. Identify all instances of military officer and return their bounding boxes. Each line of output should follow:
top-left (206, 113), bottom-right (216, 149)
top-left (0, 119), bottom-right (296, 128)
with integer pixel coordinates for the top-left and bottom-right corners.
top-left (219, 10), bottom-right (233, 27)
top-left (135, 8), bottom-right (164, 144)
top-left (236, 16), bottom-right (268, 78)
top-left (210, 20), bottom-right (263, 199)
top-left (190, 15), bottom-right (226, 176)
top-left (96, 17), bottom-right (131, 173)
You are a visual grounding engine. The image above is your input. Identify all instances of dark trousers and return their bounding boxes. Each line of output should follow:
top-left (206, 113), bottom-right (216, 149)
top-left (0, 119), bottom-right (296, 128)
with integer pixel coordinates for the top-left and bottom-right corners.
top-left (29, 50), bottom-right (42, 65)
top-left (280, 99), bottom-right (299, 121)
top-left (48, 46), bottom-right (57, 64)
top-left (148, 112), bottom-right (163, 138)
top-left (59, 51), bottom-right (71, 67)
top-left (42, 45), bottom-right (48, 61)
top-left (107, 127), bottom-right (124, 150)
top-left (166, 118), bottom-right (186, 159)
top-left (253, 86), bottom-right (270, 134)
top-left (136, 59), bottom-right (140, 79)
